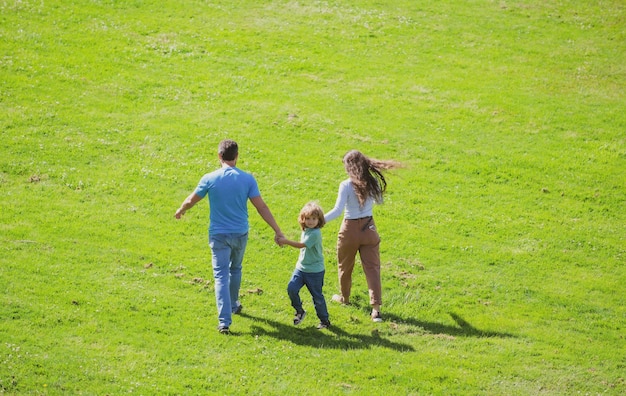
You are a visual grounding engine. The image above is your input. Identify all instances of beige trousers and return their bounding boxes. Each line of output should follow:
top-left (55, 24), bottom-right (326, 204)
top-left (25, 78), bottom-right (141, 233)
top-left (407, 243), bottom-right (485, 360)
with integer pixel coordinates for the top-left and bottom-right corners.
top-left (336, 217), bottom-right (382, 306)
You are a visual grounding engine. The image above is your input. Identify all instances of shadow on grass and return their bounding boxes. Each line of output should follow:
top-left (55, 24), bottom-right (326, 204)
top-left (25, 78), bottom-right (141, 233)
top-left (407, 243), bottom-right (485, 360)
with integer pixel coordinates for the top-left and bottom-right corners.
top-left (238, 312), bottom-right (415, 352)
top-left (383, 311), bottom-right (516, 339)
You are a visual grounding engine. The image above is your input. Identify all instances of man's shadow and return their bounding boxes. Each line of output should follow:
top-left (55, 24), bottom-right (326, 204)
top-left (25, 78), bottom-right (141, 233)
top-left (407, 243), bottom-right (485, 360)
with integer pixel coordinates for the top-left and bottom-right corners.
top-left (238, 312), bottom-right (415, 352)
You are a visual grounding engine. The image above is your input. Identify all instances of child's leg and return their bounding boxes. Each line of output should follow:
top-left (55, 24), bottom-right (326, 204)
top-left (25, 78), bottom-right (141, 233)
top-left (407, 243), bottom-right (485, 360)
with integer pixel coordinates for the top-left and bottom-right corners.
top-left (287, 269), bottom-right (306, 313)
top-left (304, 271), bottom-right (329, 322)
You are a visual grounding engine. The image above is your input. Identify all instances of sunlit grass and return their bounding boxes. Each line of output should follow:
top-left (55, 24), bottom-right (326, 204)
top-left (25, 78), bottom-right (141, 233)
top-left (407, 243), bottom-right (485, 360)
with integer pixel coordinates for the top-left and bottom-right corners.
top-left (1, 0), bottom-right (625, 394)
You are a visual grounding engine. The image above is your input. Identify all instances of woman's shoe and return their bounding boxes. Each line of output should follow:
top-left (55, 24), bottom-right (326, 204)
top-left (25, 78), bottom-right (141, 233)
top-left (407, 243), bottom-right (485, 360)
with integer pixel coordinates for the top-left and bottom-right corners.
top-left (371, 310), bottom-right (383, 323)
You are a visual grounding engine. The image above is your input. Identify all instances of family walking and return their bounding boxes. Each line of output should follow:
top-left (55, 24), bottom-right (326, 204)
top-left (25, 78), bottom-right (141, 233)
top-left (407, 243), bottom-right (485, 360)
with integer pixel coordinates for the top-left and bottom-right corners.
top-left (175, 139), bottom-right (400, 334)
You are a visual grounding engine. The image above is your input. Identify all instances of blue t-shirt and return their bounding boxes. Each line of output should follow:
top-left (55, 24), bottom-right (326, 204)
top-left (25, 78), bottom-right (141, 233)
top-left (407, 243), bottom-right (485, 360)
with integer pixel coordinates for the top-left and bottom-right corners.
top-left (194, 166), bottom-right (260, 235)
top-left (295, 228), bottom-right (324, 273)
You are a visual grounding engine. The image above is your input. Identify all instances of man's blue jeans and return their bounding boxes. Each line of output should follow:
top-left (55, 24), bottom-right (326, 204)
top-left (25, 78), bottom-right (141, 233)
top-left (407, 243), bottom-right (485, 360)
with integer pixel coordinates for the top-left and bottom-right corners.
top-left (209, 232), bottom-right (248, 327)
top-left (287, 268), bottom-right (329, 322)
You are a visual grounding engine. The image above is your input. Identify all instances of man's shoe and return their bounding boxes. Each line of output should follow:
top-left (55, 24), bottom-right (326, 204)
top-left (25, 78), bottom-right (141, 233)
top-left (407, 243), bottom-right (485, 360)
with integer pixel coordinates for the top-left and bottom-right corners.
top-left (218, 325), bottom-right (230, 334)
top-left (233, 302), bottom-right (243, 315)
top-left (371, 310), bottom-right (383, 323)
top-left (316, 320), bottom-right (331, 330)
top-left (293, 311), bottom-right (306, 326)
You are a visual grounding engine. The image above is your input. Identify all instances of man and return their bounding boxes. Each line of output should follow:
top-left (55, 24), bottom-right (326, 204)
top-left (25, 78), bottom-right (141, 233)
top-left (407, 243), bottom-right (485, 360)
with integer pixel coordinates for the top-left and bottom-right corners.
top-left (175, 139), bottom-right (284, 334)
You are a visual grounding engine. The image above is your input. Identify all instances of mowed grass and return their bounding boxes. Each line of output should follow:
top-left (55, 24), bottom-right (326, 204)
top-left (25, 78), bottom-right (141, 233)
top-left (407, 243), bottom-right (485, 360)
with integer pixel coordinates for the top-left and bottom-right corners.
top-left (1, 0), bottom-right (625, 394)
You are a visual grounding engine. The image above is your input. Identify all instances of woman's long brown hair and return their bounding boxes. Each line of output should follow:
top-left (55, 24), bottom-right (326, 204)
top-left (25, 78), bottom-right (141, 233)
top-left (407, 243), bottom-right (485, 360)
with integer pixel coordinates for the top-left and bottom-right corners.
top-left (343, 150), bottom-right (401, 207)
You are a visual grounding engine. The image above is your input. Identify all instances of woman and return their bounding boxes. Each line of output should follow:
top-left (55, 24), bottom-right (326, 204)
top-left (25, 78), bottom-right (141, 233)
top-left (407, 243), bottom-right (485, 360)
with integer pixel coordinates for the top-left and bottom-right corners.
top-left (324, 150), bottom-right (400, 322)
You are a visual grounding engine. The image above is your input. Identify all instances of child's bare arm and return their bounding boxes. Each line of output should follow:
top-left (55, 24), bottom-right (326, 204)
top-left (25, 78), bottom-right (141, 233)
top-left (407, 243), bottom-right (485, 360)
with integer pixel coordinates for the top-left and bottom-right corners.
top-left (278, 237), bottom-right (305, 249)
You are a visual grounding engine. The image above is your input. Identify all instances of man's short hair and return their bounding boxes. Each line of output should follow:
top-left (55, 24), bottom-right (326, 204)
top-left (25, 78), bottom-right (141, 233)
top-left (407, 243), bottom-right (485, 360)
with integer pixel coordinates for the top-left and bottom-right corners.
top-left (218, 140), bottom-right (238, 161)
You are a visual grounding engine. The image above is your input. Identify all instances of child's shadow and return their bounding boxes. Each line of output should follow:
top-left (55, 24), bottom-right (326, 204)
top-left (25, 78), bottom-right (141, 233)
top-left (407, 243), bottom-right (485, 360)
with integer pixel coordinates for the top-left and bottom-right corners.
top-left (239, 312), bottom-right (415, 352)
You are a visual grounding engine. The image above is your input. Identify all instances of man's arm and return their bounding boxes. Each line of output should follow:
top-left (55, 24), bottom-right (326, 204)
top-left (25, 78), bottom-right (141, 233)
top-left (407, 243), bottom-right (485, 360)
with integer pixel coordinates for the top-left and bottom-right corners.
top-left (175, 192), bottom-right (203, 219)
top-left (249, 195), bottom-right (284, 242)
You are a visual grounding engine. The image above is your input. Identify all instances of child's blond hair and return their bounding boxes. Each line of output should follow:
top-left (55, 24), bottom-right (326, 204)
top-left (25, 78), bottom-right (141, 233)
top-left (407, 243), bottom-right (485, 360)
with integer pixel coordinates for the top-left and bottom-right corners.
top-left (298, 202), bottom-right (326, 230)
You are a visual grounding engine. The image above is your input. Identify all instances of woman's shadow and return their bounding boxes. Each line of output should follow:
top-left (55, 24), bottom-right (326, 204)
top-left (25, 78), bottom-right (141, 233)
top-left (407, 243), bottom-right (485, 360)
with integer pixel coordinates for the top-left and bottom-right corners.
top-left (382, 311), bottom-right (516, 339)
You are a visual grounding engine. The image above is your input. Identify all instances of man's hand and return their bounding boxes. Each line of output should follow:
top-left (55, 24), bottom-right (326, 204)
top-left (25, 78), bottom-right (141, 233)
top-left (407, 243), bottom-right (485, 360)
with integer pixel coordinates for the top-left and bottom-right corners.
top-left (174, 208), bottom-right (185, 219)
top-left (175, 193), bottom-right (203, 220)
top-left (274, 233), bottom-right (285, 246)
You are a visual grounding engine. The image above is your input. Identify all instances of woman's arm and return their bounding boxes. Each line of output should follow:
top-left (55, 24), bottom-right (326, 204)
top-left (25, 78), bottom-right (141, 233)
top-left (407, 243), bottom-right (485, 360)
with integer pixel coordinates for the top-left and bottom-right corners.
top-left (324, 181), bottom-right (348, 222)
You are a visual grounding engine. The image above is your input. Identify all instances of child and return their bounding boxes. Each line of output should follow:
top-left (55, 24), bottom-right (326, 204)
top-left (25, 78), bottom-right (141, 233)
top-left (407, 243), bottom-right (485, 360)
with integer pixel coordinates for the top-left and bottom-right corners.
top-left (279, 202), bottom-right (331, 329)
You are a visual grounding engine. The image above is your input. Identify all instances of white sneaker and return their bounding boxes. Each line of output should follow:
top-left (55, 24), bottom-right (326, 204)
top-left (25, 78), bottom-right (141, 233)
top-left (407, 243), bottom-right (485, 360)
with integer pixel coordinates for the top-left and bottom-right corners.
top-left (371, 310), bottom-right (383, 323)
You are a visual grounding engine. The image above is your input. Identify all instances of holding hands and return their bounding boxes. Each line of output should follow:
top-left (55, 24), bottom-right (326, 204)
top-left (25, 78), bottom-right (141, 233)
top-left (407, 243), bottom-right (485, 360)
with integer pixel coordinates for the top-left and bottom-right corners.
top-left (275, 233), bottom-right (286, 247)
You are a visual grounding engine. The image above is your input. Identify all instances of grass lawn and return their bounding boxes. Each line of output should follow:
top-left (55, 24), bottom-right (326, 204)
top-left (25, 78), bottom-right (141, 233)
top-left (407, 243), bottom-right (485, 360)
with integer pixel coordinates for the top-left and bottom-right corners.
top-left (1, 0), bottom-right (625, 394)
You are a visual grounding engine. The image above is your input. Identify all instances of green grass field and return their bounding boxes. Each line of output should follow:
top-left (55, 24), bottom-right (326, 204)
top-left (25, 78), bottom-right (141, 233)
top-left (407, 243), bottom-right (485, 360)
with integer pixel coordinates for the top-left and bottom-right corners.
top-left (1, 0), bottom-right (625, 394)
